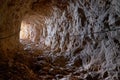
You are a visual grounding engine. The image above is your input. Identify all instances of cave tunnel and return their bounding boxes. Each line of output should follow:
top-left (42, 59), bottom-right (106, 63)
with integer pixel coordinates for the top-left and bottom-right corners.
top-left (19, 14), bottom-right (45, 51)
top-left (0, 0), bottom-right (120, 80)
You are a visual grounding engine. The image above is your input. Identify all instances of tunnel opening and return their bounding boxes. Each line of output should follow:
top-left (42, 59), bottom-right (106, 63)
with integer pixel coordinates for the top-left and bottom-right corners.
top-left (19, 14), bottom-right (46, 51)
top-left (19, 20), bottom-right (36, 44)
top-left (19, 18), bottom-right (37, 51)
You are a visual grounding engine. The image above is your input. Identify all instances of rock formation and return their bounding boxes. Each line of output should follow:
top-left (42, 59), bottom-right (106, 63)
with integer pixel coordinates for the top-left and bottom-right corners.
top-left (0, 0), bottom-right (120, 80)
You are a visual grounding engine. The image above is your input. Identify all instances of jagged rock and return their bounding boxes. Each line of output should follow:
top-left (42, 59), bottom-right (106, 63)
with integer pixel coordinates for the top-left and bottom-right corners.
top-left (0, 0), bottom-right (120, 80)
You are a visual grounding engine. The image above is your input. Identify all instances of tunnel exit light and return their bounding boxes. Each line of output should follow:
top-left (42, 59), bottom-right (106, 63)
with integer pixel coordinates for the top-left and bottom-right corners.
top-left (19, 21), bottom-right (36, 43)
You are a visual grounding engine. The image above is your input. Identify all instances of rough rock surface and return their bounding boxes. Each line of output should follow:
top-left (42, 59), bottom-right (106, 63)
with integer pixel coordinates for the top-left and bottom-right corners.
top-left (0, 0), bottom-right (120, 80)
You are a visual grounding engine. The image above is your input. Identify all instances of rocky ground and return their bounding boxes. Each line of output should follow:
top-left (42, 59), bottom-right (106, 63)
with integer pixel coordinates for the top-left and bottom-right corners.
top-left (1, 49), bottom-right (119, 80)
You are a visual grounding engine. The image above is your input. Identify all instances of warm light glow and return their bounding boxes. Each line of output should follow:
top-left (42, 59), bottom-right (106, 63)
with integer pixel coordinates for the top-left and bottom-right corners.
top-left (20, 21), bottom-right (29, 40)
top-left (19, 21), bottom-right (36, 43)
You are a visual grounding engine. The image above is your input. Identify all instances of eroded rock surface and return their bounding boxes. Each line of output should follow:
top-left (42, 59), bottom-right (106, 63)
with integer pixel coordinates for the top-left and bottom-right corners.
top-left (0, 0), bottom-right (120, 80)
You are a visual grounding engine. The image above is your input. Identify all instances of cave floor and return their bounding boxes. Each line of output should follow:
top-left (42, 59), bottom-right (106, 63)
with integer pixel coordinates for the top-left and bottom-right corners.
top-left (0, 49), bottom-right (104, 80)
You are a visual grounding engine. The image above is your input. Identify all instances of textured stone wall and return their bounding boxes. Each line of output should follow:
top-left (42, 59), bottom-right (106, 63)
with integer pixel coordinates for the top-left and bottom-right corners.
top-left (0, 0), bottom-right (31, 52)
top-left (42, 0), bottom-right (120, 79)
top-left (0, 0), bottom-right (120, 79)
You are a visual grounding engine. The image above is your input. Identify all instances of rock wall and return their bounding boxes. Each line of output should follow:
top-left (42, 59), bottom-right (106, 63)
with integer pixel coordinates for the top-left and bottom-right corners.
top-left (41, 0), bottom-right (120, 79)
top-left (0, 0), bottom-right (120, 79)
top-left (0, 0), bottom-right (31, 52)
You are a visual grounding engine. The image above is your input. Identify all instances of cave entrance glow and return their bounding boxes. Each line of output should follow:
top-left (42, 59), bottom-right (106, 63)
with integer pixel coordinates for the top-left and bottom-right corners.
top-left (19, 21), bottom-right (37, 44)
top-left (19, 20), bottom-right (39, 51)
top-left (19, 15), bottom-right (46, 50)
